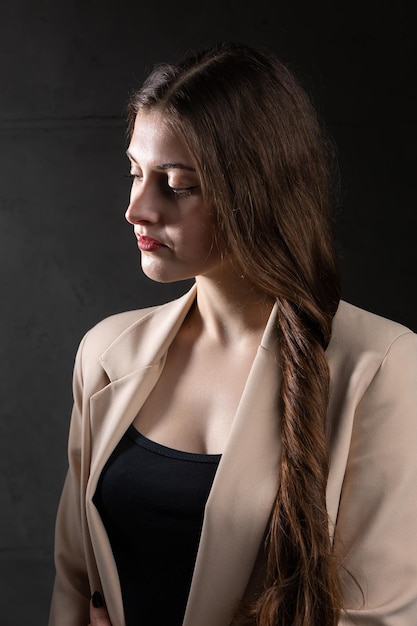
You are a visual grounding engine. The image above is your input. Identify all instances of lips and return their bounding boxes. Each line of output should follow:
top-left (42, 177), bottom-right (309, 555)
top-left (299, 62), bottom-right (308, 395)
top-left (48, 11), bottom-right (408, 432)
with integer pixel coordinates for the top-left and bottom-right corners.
top-left (136, 234), bottom-right (164, 252)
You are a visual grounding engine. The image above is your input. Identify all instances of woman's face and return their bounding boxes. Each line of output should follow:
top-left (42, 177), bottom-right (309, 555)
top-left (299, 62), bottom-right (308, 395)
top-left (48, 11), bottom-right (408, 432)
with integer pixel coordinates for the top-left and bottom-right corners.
top-left (125, 110), bottom-right (224, 284)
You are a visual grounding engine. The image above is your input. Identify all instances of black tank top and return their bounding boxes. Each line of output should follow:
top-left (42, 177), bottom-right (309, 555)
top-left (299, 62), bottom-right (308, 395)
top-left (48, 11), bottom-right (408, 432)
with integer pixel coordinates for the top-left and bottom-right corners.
top-left (93, 424), bottom-right (221, 625)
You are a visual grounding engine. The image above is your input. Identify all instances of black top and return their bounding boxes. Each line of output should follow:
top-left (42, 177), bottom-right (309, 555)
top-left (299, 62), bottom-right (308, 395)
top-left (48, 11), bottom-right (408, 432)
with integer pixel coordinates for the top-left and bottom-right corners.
top-left (93, 425), bottom-right (221, 626)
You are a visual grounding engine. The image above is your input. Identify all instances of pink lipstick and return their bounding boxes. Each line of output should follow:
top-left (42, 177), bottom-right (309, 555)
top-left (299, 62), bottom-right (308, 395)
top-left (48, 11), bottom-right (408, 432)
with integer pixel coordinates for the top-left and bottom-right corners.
top-left (136, 235), bottom-right (164, 252)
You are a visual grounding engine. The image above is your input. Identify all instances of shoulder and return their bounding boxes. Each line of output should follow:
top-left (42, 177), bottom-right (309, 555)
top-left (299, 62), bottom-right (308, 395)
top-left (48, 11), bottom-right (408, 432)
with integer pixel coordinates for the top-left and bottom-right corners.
top-left (69, 306), bottom-right (158, 386)
top-left (78, 306), bottom-right (155, 356)
top-left (327, 300), bottom-right (417, 403)
top-left (85, 306), bottom-right (158, 346)
top-left (75, 286), bottom-right (196, 368)
top-left (329, 300), bottom-right (416, 364)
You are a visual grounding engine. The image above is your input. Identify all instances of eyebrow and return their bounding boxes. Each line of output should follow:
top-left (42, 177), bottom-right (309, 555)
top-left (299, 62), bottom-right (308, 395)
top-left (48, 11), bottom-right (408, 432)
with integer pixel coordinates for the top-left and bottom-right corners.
top-left (157, 163), bottom-right (196, 172)
top-left (126, 151), bottom-right (196, 172)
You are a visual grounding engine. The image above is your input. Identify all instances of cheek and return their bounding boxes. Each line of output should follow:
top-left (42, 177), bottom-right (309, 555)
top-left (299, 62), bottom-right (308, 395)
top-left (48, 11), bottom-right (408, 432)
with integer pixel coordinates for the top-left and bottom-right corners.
top-left (190, 210), bottom-right (215, 245)
top-left (168, 201), bottom-right (218, 261)
top-left (186, 223), bottom-right (217, 260)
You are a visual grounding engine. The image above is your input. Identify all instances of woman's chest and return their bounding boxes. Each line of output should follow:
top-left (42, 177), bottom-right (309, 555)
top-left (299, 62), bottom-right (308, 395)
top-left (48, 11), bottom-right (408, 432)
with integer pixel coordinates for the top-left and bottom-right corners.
top-left (132, 333), bottom-right (260, 454)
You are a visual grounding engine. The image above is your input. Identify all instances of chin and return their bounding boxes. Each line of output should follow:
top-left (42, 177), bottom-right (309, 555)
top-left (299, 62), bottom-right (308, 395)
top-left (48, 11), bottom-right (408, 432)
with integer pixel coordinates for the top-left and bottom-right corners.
top-left (141, 265), bottom-right (193, 284)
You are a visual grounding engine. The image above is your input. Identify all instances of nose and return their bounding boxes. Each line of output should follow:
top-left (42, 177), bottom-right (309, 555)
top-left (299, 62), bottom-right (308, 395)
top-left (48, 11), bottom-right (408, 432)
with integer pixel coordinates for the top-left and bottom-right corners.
top-left (125, 182), bottom-right (160, 225)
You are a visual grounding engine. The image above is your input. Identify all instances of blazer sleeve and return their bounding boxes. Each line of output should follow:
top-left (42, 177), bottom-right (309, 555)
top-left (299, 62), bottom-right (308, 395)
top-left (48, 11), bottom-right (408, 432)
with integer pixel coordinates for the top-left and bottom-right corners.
top-left (49, 335), bottom-right (91, 626)
top-left (336, 331), bottom-right (417, 625)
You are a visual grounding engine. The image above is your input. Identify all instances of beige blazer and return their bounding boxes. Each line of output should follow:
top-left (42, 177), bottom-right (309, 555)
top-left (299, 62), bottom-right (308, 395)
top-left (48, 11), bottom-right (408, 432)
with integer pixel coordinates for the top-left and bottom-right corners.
top-left (49, 285), bottom-right (417, 625)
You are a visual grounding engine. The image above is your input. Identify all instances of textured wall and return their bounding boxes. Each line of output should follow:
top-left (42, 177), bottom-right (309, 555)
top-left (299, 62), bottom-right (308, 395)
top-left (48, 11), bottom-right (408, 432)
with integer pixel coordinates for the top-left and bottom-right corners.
top-left (0, 1), bottom-right (415, 624)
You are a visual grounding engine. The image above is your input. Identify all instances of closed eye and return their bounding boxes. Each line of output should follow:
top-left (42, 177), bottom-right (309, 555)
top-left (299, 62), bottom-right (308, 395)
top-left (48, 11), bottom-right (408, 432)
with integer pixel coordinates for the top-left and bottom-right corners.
top-left (126, 173), bottom-right (142, 181)
top-left (125, 172), bottom-right (199, 198)
top-left (169, 185), bottom-right (199, 197)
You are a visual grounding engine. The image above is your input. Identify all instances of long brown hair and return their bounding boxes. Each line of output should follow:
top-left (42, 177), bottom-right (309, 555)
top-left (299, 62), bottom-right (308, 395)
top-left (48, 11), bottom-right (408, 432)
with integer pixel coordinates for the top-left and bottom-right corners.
top-left (128, 42), bottom-right (342, 625)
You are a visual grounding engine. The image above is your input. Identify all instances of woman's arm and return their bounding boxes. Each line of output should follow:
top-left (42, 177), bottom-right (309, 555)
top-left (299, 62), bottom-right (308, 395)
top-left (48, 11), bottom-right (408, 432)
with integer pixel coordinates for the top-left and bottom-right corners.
top-left (49, 336), bottom-right (91, 626)
top-left (336, 331), bottom-right (417, 624)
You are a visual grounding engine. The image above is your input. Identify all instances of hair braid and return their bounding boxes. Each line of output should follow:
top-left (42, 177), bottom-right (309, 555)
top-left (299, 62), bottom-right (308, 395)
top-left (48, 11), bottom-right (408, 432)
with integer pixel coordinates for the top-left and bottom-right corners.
top-left (128, 42), bottom-right (344, 624)
top-left (233, 299), bottom-right (341, 626)
top-left (264, 299), bottom-right (341, 625)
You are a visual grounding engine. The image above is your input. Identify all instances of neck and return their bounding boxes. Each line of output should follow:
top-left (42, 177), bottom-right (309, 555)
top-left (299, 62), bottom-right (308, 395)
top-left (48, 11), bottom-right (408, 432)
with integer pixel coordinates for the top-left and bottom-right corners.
top-left (192, 273), bottom-right (274, 345)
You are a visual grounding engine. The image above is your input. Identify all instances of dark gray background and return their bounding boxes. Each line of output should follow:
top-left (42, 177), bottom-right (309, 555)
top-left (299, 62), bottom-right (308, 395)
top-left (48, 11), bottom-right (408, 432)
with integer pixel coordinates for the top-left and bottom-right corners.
top-left (1, 1), bottom-right (415, 624)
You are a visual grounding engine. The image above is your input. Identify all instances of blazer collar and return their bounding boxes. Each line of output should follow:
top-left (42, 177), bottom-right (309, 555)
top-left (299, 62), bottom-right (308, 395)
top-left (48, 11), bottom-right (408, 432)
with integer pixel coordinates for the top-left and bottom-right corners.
top-left (99, 284), bottom-right (198, 381)
top-left (99, 283), bottom-right (279, 382)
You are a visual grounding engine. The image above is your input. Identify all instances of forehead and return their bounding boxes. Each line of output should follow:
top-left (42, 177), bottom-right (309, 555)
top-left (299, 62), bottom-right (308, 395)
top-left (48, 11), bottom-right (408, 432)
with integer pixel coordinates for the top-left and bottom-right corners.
top-left (128, 110), bottom-right (194, 167)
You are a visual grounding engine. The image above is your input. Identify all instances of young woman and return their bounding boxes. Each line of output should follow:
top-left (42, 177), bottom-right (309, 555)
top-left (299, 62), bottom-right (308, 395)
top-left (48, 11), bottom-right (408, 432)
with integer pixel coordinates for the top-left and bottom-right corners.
top-left (49, 42), bottom-right (417, 626)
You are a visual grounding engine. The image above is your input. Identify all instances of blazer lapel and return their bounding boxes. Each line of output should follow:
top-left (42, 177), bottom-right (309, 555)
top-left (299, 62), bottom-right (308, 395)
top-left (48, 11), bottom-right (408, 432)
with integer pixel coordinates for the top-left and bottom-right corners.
top-left (88, 285), bottom-right (198, 480)
top-left (85, 286), bottom-right (197, 625)
top-left (183, 304), bottom-right (282, 625)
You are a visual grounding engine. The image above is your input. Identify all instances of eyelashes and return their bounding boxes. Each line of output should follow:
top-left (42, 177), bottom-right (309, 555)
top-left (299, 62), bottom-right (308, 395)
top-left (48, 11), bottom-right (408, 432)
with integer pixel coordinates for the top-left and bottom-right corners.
top-left (126, 173), bottom-right (199, 198)
top-left (170, 186), bottom-right (199, 197)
